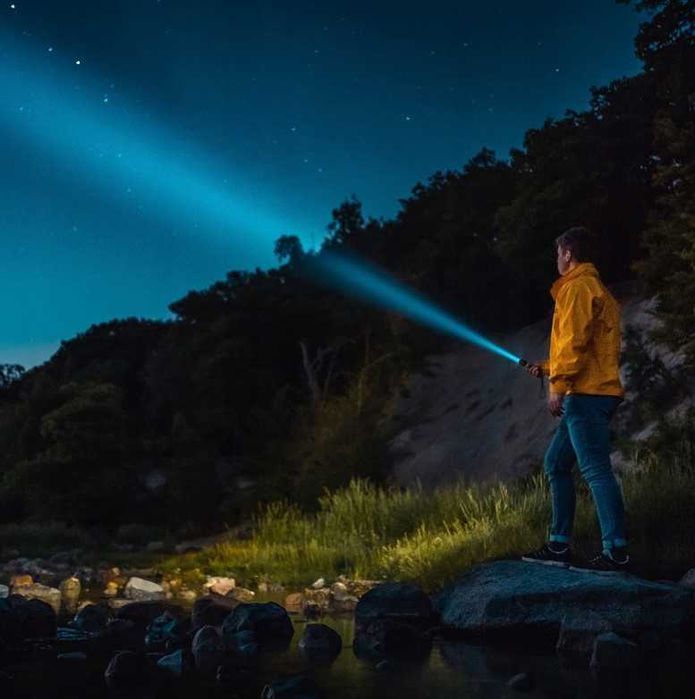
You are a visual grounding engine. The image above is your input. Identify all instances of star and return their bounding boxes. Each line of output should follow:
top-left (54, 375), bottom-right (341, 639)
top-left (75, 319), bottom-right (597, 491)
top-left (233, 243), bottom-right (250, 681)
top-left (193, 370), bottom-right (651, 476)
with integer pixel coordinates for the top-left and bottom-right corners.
top-left (10, 4), bottom-right (16, 9)
top-left (554, 67), bottom-right (560, 73)
top-left (48, 47), bottom-right (53, 52)
top-left (75, 59), bottom-right (81, 65)
top-left (404, 115), bottom-right (412, 121)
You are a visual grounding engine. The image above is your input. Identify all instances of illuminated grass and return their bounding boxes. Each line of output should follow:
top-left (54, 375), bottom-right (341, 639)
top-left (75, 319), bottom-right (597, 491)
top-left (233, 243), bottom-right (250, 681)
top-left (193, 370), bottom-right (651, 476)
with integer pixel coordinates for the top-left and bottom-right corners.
top-left (159, 446), bottom-right (695, 591)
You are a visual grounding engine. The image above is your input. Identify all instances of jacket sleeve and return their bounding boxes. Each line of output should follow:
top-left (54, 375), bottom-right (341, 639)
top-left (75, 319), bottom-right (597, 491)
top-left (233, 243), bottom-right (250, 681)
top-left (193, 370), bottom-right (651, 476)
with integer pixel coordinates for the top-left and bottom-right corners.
top-left (549, 282), bottom-right (596, 394)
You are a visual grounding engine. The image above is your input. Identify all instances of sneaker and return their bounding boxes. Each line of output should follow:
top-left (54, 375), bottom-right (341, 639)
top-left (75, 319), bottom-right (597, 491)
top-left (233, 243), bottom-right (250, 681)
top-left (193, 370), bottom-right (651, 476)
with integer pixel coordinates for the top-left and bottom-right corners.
top-left (521, 542), bottom-right (571, 568)
top-left (569, 548), bottom-right (630, 575)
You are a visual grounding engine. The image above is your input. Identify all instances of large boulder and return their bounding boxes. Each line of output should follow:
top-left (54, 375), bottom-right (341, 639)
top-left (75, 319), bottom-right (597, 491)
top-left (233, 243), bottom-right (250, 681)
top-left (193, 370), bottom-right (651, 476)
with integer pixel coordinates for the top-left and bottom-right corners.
top-left (355, 582), bottom-right (435, 632)
top-left (298, 623), bottom-right (342, 661)
top-left (0, 595), bottom-right (57, 640)
top-left (13, 583), bottom-right (62, 614)
top-left (192, 625), bottom-right (225, 676)
top-left (221, 602), bottom-right (294, 647)
top-left (435, 561), bottom-right (695, 649)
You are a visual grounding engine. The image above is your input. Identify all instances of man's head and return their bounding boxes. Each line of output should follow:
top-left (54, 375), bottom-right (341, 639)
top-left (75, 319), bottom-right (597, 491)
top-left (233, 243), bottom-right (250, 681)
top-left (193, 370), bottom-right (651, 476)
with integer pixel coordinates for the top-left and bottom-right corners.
top-left (555, 226), bottom-right (593, 276)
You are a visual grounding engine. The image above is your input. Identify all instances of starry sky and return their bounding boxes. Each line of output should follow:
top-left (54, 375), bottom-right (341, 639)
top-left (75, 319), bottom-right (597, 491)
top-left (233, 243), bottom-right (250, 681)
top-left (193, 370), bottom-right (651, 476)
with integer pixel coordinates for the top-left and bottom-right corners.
top-left (1, 0), bottom-right (644, 369)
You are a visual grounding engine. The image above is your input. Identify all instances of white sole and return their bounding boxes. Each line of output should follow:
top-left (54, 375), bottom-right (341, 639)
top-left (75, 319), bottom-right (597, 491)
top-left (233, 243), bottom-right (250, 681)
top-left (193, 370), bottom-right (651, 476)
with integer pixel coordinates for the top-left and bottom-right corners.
top-left (568, 565), bottom-right (626, 575)
top-left (521, 557), bottom-right (569, 568)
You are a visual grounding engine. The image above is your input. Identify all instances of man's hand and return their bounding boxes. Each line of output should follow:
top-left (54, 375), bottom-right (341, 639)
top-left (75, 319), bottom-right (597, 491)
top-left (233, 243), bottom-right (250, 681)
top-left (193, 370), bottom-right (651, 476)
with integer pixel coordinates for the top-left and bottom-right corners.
top-left (525, 362), bottom-right (543, 378)
top-left (548, 392), bottom-right (565, 417)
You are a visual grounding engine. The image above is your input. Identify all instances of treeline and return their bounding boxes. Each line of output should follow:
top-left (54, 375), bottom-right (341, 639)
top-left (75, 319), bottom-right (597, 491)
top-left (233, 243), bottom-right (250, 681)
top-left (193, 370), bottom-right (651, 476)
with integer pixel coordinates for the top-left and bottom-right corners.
top-left (0, 0), bottom-right (691, 534)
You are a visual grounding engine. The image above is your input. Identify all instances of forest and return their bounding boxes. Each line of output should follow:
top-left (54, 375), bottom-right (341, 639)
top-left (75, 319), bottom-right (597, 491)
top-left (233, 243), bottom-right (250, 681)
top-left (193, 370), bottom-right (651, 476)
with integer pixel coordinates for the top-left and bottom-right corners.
top-left (0, 0), bottom-right (692, 540)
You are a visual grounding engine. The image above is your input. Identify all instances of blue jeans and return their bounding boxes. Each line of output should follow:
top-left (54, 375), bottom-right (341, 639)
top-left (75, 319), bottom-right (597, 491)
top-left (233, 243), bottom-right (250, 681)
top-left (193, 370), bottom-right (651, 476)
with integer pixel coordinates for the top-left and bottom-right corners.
top-left (544, 394), bottom-right (627, 552)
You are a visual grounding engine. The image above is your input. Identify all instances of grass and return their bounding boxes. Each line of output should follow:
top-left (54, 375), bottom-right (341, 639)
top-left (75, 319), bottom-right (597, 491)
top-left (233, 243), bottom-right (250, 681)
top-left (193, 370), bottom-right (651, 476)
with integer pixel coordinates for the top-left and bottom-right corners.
top-left (157, 438), bottom-right (695, 591)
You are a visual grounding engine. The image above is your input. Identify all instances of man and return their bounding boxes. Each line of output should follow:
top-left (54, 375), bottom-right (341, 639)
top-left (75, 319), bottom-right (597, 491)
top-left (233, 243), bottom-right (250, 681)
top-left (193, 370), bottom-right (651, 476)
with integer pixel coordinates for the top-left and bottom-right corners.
top-left (521, 227), bottom-right (629, 574)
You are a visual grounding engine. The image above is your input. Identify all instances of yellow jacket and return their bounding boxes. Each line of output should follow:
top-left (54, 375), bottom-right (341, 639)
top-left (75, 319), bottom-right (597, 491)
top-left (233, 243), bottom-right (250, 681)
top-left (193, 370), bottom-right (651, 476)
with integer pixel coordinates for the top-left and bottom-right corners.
top-left (540, 263), bottom-right (624, 397)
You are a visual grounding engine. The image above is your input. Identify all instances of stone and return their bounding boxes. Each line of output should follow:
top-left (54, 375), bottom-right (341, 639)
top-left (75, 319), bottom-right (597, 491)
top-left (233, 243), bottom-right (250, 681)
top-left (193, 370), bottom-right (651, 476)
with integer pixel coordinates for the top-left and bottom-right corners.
top-left (9, 574), bottom-right (33, 590)
top-left (590, 632), bottom-right (641, 671)
top-left (124, 576), bottom-right (165, 602)
top-left (104, 650), bottom-right (147, 691)
top-left (0, 585), bottom-right (8, 599)
top-left (355, 582), bottom-right (434, 632)
top-left (353, 619), bottom-right (432, 661)
top-left (298, 623), bottom-right (342, 660)
top-left (103, 581), bottom-right (119, 597)
top-left (72, 603), bottom-right (110, 632)
top-left (284, 592), bottom-right (305, 612)
top-left (157, 648), bottom-right (189, 677)
top-left (5, 596), bottom-right (57, 639)
top-left (311, 578), bottom-right (325, 589)
top-left (204, 576), bottom-right (236, 597)
top-left (330, 581), bottom-right (349, 600)
top-left (330, 595), bottom-right (358, 614)
top-left (227, 629), bottom-right (259, 658)
top-left (14, 582), bottom-right (62, 614)
top-left (145, 540), bottom-right (165, 552)
top-left (435, 561), bottom-right (695, 648)
top-left (229, 586), bottom-right (255, 603)
top-left (261, 673), bottom-right (322, 699)
top-left (145, 611), bottom-right (187, 649)
top-left (114, 601), bottom-right (180, 628)
top-left (59, 577), bottom-right (81, 614)
top-left (507, 672), bottom-right (535, 691)
top-left (556, 610), bottom-right (614, 658)
top-left (303, 587), bottom-right (331, 612)
top-left (222, 602), bottom-right (294, 646)
top-left (192, 625), bottom-right (225, 676)
top-left (192, 595), bottom-right (237, 628)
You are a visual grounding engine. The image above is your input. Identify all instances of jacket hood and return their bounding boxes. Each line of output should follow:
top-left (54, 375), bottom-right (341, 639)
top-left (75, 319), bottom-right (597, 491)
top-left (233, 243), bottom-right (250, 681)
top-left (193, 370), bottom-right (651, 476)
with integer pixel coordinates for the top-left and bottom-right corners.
top-left (550, 262), bottom-right (599, 300)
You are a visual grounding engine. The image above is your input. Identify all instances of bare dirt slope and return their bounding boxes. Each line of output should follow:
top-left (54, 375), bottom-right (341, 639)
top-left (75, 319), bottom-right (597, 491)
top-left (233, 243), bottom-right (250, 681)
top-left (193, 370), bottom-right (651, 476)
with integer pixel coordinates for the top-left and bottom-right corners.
top-left (387, 293), bottom-right (673, 488)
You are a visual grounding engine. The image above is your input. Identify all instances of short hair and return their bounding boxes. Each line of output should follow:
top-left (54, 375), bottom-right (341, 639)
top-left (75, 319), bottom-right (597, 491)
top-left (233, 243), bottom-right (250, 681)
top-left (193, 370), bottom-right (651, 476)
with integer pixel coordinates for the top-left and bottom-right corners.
top-left (555, 226), bottom-right (594, 262)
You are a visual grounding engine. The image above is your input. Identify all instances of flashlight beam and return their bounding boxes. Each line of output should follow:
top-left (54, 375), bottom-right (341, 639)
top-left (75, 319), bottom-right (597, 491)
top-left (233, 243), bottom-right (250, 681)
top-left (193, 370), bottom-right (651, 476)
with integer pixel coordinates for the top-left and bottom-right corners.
top-left (311, 252), bottom-right (521, 365)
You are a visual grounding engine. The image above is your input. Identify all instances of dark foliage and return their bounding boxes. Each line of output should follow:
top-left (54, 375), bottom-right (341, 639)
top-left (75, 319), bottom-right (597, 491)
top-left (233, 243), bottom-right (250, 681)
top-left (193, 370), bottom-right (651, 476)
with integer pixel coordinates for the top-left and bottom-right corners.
top-left (0, 3), bottom-right (691, 532)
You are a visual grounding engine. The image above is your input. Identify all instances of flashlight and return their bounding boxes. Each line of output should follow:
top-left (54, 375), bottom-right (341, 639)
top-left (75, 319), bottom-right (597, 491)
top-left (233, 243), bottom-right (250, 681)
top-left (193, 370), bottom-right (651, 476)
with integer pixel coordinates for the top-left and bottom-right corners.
top-left (518, 358), bottom-right (545, 397)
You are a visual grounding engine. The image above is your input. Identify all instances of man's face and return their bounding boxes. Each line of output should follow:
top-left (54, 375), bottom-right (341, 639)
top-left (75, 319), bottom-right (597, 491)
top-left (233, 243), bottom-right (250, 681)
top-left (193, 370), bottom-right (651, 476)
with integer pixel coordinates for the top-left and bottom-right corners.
top-left (556, 245), bottom-right (572, 276)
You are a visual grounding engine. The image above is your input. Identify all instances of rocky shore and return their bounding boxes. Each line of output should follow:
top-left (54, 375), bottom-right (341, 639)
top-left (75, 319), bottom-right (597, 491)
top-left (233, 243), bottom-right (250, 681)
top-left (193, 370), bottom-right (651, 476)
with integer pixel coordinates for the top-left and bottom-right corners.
top-left (2, 555), bottom-right (695, 697)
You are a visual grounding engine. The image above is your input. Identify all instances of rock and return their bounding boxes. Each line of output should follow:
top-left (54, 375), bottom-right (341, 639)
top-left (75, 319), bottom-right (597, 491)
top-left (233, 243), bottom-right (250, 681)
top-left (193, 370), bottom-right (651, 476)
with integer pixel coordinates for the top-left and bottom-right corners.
top-left (221, 602), bottom-right (294, 647)
top-left (303, 587), bottom-right (331, 612)
top-left (435, 561), bottom-right (695, 648)
top-left (353, 619), bottom-right (432, 661)
top-left (103, 581), bottom-right (119, 597)
top-left (355, 582), bottom-right (435, 632)
top-left (145, 540), bottom-right (165, 552)
top-left (57, 651), bottom-right (88, 662)
top-left (192, 625), bottom-right (225, 676)
top-left (174, 541), bottom-right (203, 554)
top-left (330, 595), bottom-right (358, 614)
top-left (192, 595), bottom-right (237, 629)
top-left (261, 673), bottom-right (323, 699)
top-left (346, 579), bottom-right (381, 598)
top-left (678, 568), bottom-right (695, 589)
top-left (590, 632), bottom-right (641, 671)
top-left (330, 582), bottom-right (349, 600)
top-left (0, 585), bottom-right (8, 599)
top-left (227, 629), bottom-right (259, 658)
top-left (507, 672), bottom-right (535, 691)
top-left (104, 650), bottom-right (147, 691)
top-left (115, 601), bottom-right (180, 629)
top-left (178, 588), bottom-right (198, 603)
top-left (311, 578), bottom-right (325, 590)
top-left (9, 574), bottom-right (33, 590)
top-left (59, 577), bottom-right (81, 614)
top-left (145, 611), bottom-right (187, 650)
top-left (14, 582), bottom-right (62, 614)
top-left (124, 576), bottom-right (165, 602)
top-left (228, 586), bottom-right (255, 603)
top-left (72, 603), bottom-right (110, 632)
top-left (302, 601), bottom-right (322, 619)
top-left (284, 592), bottom-right (305, 612)
top-left (157, 648), bottom-right (193, 677)
top-left (4, 595), bottom-right (57, 639)
top-left (298, 623), bottom-right (342, 660)
top-left (204, 576), bottom-right (236, 597)
top-left (556, 610), bottom-right (613, 658)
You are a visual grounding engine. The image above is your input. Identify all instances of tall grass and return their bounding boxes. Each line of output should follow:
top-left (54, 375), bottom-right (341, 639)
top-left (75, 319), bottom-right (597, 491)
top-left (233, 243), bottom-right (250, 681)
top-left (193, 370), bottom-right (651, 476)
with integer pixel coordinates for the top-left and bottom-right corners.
top-left (168, 439), bottom-right (695, 591)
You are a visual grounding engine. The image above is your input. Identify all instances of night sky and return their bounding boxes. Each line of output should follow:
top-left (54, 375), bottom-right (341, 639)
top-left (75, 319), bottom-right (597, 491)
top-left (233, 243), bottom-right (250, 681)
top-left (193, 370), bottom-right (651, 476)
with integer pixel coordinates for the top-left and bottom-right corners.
top-left (2, 1), bottom-right (643, 369)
